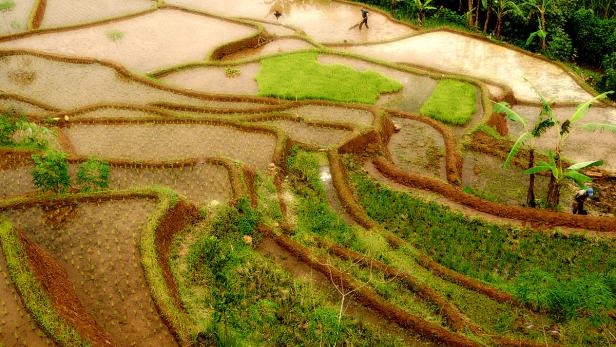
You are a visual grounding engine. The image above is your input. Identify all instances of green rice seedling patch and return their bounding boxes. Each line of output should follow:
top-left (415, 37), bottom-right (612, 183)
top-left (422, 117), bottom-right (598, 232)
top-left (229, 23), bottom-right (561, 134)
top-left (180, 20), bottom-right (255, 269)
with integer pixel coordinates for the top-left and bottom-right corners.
top-left (1, 200), bottom-right (176, 345)
top-left (344, 155), bottom-right (616, 324)
top-left (256, 52), bottom-right (402, 104)
top-left (420, 79), bottom-right (477, 125)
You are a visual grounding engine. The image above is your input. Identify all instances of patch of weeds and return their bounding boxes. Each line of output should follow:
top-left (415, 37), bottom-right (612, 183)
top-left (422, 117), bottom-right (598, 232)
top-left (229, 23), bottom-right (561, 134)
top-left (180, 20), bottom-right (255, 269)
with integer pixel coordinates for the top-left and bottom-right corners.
top-left (256, 52), bottom-right (402, 104)
top-left (462, 186), bottom-right (498, 202)
top-left (420, 79), bottom-right (477, 125)
top-left (476, 124), bottom-right (504, 140)
top-left (106, 30), bottom-right (124, 41)
top-left (224, 67), bottom-right (240, 78)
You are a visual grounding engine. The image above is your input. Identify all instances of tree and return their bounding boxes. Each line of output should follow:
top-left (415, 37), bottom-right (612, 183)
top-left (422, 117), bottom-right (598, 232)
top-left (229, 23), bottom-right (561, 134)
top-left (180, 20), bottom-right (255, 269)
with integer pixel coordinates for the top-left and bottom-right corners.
top-left (76, 158), bottom-right (110, 192)
top-left (31, 151), bottom-right (71, 193)
top-left (524, 91), bottom-right (614, 208)
top-left (495, 99), bottom-right (555, 207)
top-left (521, 0), bottom-right (553, 50)
top-left (492, 0), bottom-right (522, 38)
top-left (414, 0), bottom-right (437, 25)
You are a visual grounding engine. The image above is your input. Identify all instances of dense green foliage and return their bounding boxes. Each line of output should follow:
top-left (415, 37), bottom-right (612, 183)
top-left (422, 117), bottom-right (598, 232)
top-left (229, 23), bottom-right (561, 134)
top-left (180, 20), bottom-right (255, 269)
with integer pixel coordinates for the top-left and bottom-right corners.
top-left (0, 111), bottom-right (53, 150)
top-left (256, 52), bottom-right (402, 104)
top-left (419, 79), bottom-right (477, 125)
top-left (356, 0), bottom-right (616, 99)
top-left (344, 155), bottom-right (616, 321)
top-left (31, 151), bottom-right (71, 193)
top-left (180, 198), bottom-right (400, 346)
top-left (76, 158), bottom-right (110, 192)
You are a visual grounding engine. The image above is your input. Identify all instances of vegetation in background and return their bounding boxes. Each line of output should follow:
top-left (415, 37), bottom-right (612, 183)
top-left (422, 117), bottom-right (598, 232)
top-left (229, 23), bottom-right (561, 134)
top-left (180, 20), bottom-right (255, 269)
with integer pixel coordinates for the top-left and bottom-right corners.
top-left (344, 155), bottom-right (616, 322)
top-left (31, 151), bottom-right (71, 193)
top-left (77, 158), bottom-right (110, 192)
top-left (420, 79), bottom-right (477, 125)
top-left (256, 52), bottom-right (402, 104)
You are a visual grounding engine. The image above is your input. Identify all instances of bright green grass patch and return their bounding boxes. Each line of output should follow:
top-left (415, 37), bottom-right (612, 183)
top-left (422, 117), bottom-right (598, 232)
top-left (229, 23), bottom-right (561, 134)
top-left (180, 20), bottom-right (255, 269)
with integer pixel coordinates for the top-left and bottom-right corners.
top-left (420, 79), bottom-right (477, 125)
top-left (0, 0), bottom-right (15, 11)
top-left (256, 52), bottom-right (402, 104)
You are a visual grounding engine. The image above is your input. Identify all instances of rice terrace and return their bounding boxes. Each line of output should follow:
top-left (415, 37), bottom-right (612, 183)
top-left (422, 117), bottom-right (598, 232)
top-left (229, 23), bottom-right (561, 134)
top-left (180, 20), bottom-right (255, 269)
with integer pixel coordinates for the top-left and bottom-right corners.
top-left (1, 0), bottom-right (616, 345)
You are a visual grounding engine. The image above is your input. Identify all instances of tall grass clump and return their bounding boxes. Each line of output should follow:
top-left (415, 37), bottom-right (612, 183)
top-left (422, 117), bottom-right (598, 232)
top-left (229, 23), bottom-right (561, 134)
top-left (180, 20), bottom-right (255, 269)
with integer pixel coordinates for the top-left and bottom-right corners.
top-left (256, 52), bottom-right (402, 104)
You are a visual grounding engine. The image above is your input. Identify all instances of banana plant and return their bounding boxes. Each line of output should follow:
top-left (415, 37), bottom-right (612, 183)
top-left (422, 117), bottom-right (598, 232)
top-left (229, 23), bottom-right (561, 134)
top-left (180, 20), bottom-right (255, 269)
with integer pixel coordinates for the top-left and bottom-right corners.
top-left (524, 151), bottom-right (603, 191)
top-left (521, 0), bottom-right (553, 50)
top-left (493, 0), bottom-right (522, 38)
top-left (495, 98), bottom-right (554, 207)
top-left (414, 0), bottom-right (437, 25)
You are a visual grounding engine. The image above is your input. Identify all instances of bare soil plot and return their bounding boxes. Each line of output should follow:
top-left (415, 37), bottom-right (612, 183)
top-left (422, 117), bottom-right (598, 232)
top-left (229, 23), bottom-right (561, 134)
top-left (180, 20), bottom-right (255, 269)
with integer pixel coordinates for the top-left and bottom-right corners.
top-left (0, 8), bottom-right (258, 72)
top-left (40, 0), bottom-right (152, 29)
top-left (254, 119), bottom-right (352, 148)
top-left (165, 0), bottom-right (414, 43)
top-left (388, 117), bottom-right (447, 181)
top-left (292, 105), bottom-right (373, 127)
top-left (0, 98), bottom-right (52, 115)
top-left (317, 54), bottom-right (437, 113)
top-left (110, 164), bottom-right (232, 206)
top-left (160, 63), bottom-right (260, 95)
top-left (0, 200), bottom-right (177, 346)
top-left (63, 108), bottom-right (166, 120)
top-left (62, 123), bottom-right (277, 170)
top-left (0, 0), bottom-right (36, 35)
top-left (0, 54), bottom-right (267, 110)
top-left (346, 31), bottom-right (593, 104)
top-left (221, 38), bottom-right (315, 61)
top-left (511, 105), bottom-right (616, 172)
top-left (0, 250), bottom-right (52, 346)
top-left (0, 166), bottom-right (34, 198)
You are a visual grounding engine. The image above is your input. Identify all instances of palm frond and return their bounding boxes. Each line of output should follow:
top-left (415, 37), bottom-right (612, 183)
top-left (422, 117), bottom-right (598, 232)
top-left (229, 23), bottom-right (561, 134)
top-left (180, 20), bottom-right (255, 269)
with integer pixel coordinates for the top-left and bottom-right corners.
top-left (570, 92), bottom-right (613, 124)
top-left (493, 102), bottom-right (527, 127)
top-left (567, 160), bottom-right (604, 171)
top-left (560, 119), bottom-right (571, 136)
top-left (581, 123), bottom-right (616, 133)
top-left (503, 132), bottom-right (533, 169)
top-left (564, 170), bottom-right (592, 188)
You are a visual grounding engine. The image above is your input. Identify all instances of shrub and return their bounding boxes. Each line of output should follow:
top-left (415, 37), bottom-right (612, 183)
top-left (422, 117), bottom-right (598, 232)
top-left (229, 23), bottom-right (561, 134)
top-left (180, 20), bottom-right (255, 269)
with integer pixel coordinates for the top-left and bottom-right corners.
top-left (545, 27), bottom-right (573, 61)
top-left (0, 110), bottom-right (20, 145)
top-left (570, 9), bottom-right (615, 66)
top-left (600, 52), bottom-right (616, 100)
top-left (31, 151), bottom-right (71, 193)
top-left (76, 158), bottom-right (110, 192)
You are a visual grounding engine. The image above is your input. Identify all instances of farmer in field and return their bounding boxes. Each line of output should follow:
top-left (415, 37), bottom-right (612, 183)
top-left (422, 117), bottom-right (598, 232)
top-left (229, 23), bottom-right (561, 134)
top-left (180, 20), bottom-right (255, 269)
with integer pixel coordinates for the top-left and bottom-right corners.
top-left (359, 7), bottom-right (369, 30)
top-left (571, 187), bottom-right (593, 215)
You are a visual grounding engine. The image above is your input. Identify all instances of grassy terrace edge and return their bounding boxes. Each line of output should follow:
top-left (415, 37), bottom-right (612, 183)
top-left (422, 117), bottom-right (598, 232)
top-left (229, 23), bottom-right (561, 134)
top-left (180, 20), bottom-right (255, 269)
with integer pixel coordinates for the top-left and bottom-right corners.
top-left (0, 220), bottom-right (87, 346)
top-left (0, 187), bottom-right (195, 346)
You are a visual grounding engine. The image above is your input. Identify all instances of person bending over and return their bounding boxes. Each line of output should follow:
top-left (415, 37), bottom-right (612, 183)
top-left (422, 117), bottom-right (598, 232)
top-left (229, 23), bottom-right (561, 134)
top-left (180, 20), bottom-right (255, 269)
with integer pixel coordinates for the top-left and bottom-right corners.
top-left (572, 187), bottom-right (593, 215)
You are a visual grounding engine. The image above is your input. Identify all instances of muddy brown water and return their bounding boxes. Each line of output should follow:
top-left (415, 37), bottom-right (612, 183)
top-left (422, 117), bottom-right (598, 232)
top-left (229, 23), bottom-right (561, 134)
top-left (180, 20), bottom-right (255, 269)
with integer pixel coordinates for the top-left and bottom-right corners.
top-left (256, 238), bottom-right (437, 346)
top-left (0, 54), bottom-right (270, 110)
top-left (1, 8), bottom-right (258, 72)
top-left (166, 0), bottom-right (414, 44)
top-left (0, 200), bottom-right (177, 346)
top-left (161, 63), bottom-right (261, 95)
top-left (0, 0), bottom-right (36, 36)
top-left (254, 119), bottom-right (352, 148)
top-left (40, 0), bottom-right (153, 29)
top-left (220, 38), bottom-right (315, 61)
top-left (388, 117), bottom-right (447, 182)
top-left (62, 123), bottom-right (277, 170)
top-left (317, 54), bottom-right (437, 114)
top-left (0, 250), bottom-right (53, 346)
top-left (346, 31), bottom-right (592, 104)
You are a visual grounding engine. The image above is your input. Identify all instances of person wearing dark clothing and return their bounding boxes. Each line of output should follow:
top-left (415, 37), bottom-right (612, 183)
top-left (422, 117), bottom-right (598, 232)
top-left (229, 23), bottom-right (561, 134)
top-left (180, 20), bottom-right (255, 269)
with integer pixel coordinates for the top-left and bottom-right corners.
top-left (359, 8), bottom-right (369, 30)
top-left (274, 10), bottom-right (282, 19)
top-left (572, 187), bottom-right (593, 215)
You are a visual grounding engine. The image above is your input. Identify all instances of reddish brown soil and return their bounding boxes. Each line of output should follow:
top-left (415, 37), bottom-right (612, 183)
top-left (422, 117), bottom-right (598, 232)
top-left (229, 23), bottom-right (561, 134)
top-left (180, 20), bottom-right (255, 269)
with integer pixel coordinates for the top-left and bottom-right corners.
top-left (30, 0), bottom-right (47, 29)
top-left (373, 156), bottom-right (616, 233)
top-left (20, 232), bottom-right (113, 346)
top-left (154, 200), bottom-right (199, 310)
